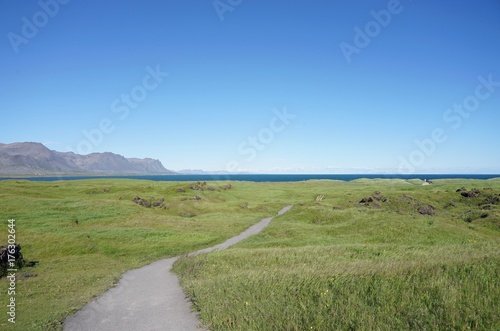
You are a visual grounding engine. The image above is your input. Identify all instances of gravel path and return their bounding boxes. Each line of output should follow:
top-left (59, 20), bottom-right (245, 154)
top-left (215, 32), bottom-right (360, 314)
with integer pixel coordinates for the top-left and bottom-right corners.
top-left (64, 205), bottom-right (292, 331)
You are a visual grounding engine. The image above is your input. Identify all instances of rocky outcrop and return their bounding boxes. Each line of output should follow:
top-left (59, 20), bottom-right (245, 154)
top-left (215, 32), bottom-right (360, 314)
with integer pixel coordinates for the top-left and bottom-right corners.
top-left (484, 195), bottom-right (500, 205)
top-left (189, 182), bottom-right (232, 192)
top-left (418, 204), bottom-right (435, 216)
top-left (456, 187), bottom-right (500, 206)
top-left (190, 181), bottom-right (216, 191)
top-left (460, 189), bottom-right (481, 198)
top-left (359, 191), bottom-right (387, 207)
top-left (132, 196), bottom-right (166, 209)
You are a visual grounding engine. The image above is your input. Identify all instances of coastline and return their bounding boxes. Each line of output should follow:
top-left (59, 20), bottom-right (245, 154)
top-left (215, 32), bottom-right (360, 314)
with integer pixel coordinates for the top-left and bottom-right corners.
top-left (1, 173), bottom-right (499, 182)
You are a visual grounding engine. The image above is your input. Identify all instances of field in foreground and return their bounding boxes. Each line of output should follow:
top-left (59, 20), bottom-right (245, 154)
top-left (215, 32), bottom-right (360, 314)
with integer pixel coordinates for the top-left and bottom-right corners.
top-left (173, 178), bottom-right (500, 330)
top-left (0, 178), bottom-right (499, 330)
top-left (0, 179), bottom-right (285, 330)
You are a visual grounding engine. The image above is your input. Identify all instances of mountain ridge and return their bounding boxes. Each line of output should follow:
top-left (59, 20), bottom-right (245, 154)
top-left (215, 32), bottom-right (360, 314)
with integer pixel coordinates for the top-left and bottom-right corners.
top-left (0, 142), bottom-right (174, 175)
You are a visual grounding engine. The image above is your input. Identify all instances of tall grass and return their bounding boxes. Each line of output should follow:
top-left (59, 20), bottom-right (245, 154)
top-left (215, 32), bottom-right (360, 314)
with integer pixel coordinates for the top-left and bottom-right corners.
top-left (175, 253), bottom-right (499, 330)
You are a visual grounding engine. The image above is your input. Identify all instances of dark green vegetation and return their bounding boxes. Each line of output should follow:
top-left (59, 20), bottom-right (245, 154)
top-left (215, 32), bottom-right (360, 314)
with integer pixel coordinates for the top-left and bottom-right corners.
top-left (0, 178), bottom-right (499, 330)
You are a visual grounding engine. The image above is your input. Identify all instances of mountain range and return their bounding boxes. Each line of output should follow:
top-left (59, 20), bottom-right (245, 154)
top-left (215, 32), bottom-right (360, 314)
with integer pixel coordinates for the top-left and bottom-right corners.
top-left (0, 142), bottom-right (174, 175)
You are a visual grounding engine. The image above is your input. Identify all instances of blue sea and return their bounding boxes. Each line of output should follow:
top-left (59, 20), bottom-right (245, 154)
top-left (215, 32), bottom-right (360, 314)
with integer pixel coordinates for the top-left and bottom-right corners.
top-left (1, 174), bottom-right (499, 182)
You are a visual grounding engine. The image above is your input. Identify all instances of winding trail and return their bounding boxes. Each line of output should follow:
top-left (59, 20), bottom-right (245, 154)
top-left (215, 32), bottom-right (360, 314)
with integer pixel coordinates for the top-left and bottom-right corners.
top-left (64, 205), bottom-right (292, 331)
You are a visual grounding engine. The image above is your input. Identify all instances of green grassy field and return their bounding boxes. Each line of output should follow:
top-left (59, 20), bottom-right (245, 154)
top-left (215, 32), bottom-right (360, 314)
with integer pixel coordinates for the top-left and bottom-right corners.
top-left (0, 179), bottom-right (284, 330)
top-left (0, 178), bottom-right (499, 330)
top-left (173, 178), bottom-right (500, 330)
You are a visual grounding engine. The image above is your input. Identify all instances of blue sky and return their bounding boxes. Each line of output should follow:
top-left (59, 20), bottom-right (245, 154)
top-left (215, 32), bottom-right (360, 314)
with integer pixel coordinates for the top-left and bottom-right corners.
top-left (1, 0), bottom-right (499, 173)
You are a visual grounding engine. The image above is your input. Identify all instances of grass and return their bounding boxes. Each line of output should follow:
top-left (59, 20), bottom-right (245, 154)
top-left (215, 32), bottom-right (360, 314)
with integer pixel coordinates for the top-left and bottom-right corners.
top-left (172, 178), bottom-right (500, 330)
top-left (0, 178), bottom-right (499, 330)
top-left (0, 179), bottom-right (284, 330)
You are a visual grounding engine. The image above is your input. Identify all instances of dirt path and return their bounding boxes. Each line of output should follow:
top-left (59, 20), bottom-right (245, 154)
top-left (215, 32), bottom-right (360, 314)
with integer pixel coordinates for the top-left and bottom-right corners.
top-left (64, 205), bottom-right (292, 331)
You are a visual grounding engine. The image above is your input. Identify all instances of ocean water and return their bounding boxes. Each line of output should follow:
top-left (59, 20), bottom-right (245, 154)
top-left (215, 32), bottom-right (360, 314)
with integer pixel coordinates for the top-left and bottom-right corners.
top-left (1, 174), bottom-right (499, 182)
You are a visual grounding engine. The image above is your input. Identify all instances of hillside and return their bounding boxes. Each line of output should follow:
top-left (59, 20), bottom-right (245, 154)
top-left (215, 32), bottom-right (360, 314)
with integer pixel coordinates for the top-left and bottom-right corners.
top-left (0, 142), bottom-right (174, 175)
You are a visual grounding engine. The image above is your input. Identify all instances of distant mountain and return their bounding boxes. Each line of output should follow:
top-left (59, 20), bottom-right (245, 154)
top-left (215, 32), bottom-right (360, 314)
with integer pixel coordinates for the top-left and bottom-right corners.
top-left (0, 142), bottom-right (175, 175)
top-left (177, 169), bottom-right (251, 175)
top-left (177, 169), bottom-right (216, 175)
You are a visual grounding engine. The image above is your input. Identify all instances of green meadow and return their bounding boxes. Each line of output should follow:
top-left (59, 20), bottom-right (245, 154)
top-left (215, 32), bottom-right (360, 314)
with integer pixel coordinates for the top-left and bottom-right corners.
top-left (0, 178), bottom-right (499, 330)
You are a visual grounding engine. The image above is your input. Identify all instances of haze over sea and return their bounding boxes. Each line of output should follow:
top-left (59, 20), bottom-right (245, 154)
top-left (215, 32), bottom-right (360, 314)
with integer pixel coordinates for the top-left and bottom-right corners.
top-left (2, 174), bottom-right (499, 182)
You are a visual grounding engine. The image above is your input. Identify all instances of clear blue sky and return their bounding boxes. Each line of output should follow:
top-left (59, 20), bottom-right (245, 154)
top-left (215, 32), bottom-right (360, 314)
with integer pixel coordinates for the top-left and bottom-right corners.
top-left (1, 0), bottom-right (499, 173)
